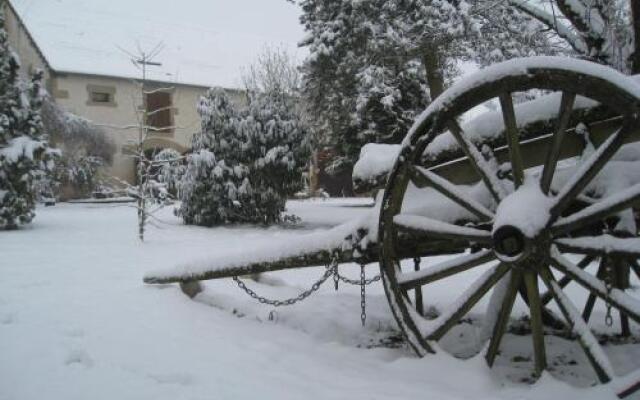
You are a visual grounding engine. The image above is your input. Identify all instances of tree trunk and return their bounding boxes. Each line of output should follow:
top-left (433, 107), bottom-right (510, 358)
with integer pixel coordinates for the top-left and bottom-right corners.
top-left (631, 0), bottom-right (640, 74)
top-left (422, 48), bottom-right (445, 101)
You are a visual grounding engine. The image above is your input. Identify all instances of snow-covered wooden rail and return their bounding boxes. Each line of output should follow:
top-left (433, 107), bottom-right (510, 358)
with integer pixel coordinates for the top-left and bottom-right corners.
top-left (143, 212), bottom-right (467, 287)
top-left (353, 87), bottom-right (640, 193)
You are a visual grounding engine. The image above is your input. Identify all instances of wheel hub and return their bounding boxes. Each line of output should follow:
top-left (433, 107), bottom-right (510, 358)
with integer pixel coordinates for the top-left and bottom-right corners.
top-left (491, 183), bottom-right (554, 264)
top-left (493, 225), bottom-right (529, 261)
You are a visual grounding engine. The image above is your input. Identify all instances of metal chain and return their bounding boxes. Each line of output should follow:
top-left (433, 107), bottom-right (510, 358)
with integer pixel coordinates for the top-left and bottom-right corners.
top-left (604, 257), bottom-right (614, 327)
top-left (333, 255), bottom-right (340, 291)
top-left (334, 270), bottom-right (381, 286)
top-left (232, 265), bottom-right (335, 307)
top-left (360, 264), bottom-right (367, 326)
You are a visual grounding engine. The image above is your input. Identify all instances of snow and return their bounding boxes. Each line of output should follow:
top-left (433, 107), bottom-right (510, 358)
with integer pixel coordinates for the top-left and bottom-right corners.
top-left (397, 249), bottom-right (494, 287)
top-left (555, 235), bottom-right (640, 257)
top-left (393, 213), bottom-right (491, 241)
top-left (403, 57), bottom-right (640, 149)
top-left (548, 279), bottom-right (615, 379)
top-left (551, 248), bottom-right (640, 315)
top-left (554, 182), bottom-right (640, 232)
top-left (493, 177), bottom-right (554, 238)
top-left (0, 201), bottom-right (638, 399)
top-left (423, 91), bottom-right (598, 159)
top-left (352, 143), bottom-right (401, 184)
top-left (0, 135), bottom-right (45, 162)
top-left (351, 87), bottom-right (598, 185)
top-left (10, 0), bottom-right (306, 89)
top-left (145, 216), bottom-right (372, 282)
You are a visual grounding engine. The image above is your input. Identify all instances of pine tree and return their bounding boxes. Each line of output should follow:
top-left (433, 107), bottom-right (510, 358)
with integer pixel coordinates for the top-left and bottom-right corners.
top-left (179, 85), bottom-right (309, 226)
top-left (179, 88), bottom-right (248, 226)
top-left (0, 6), bottom-right (52, 229)
top-left (239, 89), bottom-right (308, 223)
top-left (300, 0), bottom-right (429, 173)
top-left (298, 0), bottom-right (559, 171)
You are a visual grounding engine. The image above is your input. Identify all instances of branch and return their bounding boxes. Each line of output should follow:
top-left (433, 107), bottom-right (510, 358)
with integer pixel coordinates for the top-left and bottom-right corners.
top-left (508, 0), bottom-right (588, 55)
top-left (144, 87), bottom-right (175, 95)
top-left (146, 105), bottom-right (177, 117)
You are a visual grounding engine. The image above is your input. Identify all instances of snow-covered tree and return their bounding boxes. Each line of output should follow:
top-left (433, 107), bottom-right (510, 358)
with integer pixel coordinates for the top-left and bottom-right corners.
top-left (298, 0), bottom-right (558, 171)
top-left (510, 0), bottom-right (636, 73)
top-left (0, 7), bottom-right (53, 229)
top-left (180, 83), bottom-right (309, 226)
top-left (299, 0), bottom-right (430, 172)
top-left (179, 88), bottom-right (249, 226)
top-left (42, 97), bottom-right (115, 199)
top-left (239, 89), bottom-right (309, 223)
top-left (153, 148), bottom-right (185, 197)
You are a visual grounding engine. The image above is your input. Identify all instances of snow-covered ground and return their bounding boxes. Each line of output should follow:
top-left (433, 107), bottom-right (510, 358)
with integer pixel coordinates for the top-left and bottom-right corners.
top-left (0, 199), bottom-right (637, 400)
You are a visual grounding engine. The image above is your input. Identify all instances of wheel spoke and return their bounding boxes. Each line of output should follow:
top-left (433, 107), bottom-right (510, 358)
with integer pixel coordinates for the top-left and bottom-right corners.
top-left (552, 182), bottom-right (640, 235)
top-left (413, 258), bottom-right (424, 316)
top-left (410, 165), bottom-right (494, 221)
top-left (582, 258), bottom-right (605, 322)
top-left (541, 255), bottom-right (595, 306)
top-left (540, 91), bottom-right (576, 194)
top-left (398, 250), bottom-right (495, 290)
top-left (615, 257), bottom-right (632, 337)
top-left (447, 120), bottom-right (505, 202)
top-left (550, 122), bottom-right (632, 219)
top-left (485, 269), bottom-right (522, 367)
top-left (426, 263), bottom-right (509, 341)
top-left (523, 270), bottom-right (546, 375)
top-left (539, 268), bottom-right (614, 384)
top-left (499, 93), bottom-right (525, 187)
top-left (555, 235), bottom-right (640, 258)
top-left (630, 259), bottom-right (640, 281)
top-left (393, 214), bottom-right (492, 243)
top-left (550, 248), bottom-right (640, 324)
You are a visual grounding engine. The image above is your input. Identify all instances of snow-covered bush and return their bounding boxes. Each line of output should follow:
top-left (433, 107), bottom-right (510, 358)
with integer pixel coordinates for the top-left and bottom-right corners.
top-left (42, 97), bottom-right (115, 200)
top-left (179, 88), bottom-right (247, 226)
top-left (0, 8), bottom-right (54, 229)
top-left (239, 89), bottom-right (309, 223)
top-left (179, 87), bottom-right (309, 226)
top-left (153, 148), bottom-right (185, 197)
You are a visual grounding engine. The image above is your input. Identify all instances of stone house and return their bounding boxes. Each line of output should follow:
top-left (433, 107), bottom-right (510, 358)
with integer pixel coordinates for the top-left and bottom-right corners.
top-left (2, 0), bottom-right (301, 183)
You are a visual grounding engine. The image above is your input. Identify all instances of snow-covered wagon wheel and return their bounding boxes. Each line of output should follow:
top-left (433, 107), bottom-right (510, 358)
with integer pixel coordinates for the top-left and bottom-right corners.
top-left (379, 57), bottom-right (640, 390)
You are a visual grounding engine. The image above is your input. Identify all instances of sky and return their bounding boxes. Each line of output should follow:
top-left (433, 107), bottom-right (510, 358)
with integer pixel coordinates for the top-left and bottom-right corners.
top-left (11, 0), bottom-right (307, 88)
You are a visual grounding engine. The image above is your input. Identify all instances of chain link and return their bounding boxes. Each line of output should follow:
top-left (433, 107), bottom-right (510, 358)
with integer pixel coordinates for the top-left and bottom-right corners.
top-left (232, 265), bottom-right (335, 307)
top-left (604, 256), bottom-right (614, 327)
top-left (335, 270), bottom-right (381, 286)
top-left (360, 264), bottom-right (367, 326)
top-left (231, 253), bottom-right (380, 322)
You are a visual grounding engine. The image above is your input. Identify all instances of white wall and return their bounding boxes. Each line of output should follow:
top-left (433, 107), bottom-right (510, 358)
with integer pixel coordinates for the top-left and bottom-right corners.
top-left (3, 2), bottom-right (51, 85)
top-left (52, 73), bottom-right (245, 182)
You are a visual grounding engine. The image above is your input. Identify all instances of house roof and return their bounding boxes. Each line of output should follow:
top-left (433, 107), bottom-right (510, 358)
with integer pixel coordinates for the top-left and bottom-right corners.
top-left (9, 0), bottom-right (306, 89)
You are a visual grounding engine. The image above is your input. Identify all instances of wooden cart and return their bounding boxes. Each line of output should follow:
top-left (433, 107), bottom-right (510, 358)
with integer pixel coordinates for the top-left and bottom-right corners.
top-left (145, 57), bottom-right (640, 397)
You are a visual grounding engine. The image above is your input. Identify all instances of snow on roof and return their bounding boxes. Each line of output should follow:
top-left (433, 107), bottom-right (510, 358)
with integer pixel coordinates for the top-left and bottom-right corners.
top-left (10, 0), bottom-right (306, 89)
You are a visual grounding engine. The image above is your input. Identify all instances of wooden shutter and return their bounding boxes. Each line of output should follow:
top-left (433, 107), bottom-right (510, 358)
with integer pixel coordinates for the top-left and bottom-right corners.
top-left (146, 91), bottom-right (172, 133)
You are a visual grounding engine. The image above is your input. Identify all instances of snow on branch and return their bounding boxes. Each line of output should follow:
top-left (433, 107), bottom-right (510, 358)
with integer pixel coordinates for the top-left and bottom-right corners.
top-left (508, 0), bottom-right (588, 55)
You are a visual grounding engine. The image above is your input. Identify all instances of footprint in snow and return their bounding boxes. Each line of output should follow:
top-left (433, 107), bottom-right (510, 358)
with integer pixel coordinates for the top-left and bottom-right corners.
top-left (64, 348), bottom-right (94, 368)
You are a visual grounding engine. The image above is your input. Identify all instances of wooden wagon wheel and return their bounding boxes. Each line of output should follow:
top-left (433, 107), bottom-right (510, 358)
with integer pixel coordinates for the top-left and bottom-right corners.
top-left (379, 57), bottom-right (640, 387)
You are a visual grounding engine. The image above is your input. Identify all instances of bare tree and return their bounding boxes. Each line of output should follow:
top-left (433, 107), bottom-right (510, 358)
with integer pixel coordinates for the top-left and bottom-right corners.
top-left (114, 43), bottom-right (183, 241)
top-left (242, 45), bottom-right (302, 98)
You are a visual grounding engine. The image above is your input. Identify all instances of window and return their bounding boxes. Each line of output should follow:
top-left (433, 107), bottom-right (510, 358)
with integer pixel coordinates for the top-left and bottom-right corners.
top-left (90, 91), bottom-right (111, 103)
top-left (86, 85), bottom-right (116, 106)
top-left (145, 91), bottom-right (173, 134)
